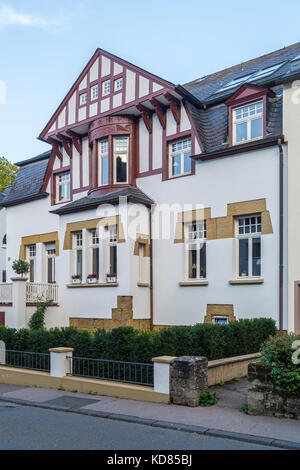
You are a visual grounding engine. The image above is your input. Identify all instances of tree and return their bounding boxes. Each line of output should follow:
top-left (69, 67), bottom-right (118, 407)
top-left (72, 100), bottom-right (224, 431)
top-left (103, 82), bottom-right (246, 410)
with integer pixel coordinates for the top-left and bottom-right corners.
top-left (12, 259), bottom-right (30, 277)
top-left (0, 157), bottom-right (18, 192)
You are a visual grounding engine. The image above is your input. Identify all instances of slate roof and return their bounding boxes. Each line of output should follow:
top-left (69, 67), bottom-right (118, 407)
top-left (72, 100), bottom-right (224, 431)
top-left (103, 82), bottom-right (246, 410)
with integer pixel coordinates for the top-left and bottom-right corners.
top-left (184, 42), bottom-right (300, 104)
top-left (51, 186), bottom-right (154, 215)
top-left (1, 154), bottom-right (50, 207)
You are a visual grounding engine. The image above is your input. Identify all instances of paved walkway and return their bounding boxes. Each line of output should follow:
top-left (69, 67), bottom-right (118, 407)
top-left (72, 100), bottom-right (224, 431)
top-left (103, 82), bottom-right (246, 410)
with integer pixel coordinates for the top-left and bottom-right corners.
top-left (0, 379), bottom-right (299, 449)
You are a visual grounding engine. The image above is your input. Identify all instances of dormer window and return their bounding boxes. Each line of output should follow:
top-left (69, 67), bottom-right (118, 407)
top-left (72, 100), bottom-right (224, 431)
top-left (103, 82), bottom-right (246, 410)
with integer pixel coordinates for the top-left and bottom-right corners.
top-left (233, 100), bottom-right (263, 145)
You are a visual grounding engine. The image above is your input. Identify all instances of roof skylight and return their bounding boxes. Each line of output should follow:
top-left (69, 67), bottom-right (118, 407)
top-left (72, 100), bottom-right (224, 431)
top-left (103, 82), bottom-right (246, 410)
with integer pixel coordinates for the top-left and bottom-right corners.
top-left (217, 73), bottom-right (255, 93)
top-left (251, 62), bottom-right (285, 80)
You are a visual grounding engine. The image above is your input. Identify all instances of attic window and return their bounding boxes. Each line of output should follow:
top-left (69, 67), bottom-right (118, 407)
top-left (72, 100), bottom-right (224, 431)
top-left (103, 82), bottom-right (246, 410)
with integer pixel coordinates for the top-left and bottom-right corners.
top-left (91, 85), bottom-right (98, 101)
top-left (102, 80), bottom-right (110, 96)
top-left (232, 100), bottom-right (263, 145)
top-left (79, 93), bottom-right (87, 106)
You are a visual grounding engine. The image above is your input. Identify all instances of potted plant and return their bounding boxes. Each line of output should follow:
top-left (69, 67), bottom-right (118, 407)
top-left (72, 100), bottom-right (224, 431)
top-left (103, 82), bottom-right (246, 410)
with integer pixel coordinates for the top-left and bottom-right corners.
top-left (87, 274), bottom-right (97, 284)
top-left (11, 259), bottom-right (30, 279)
top-left (106, 273), bottom-right (117, 283)
top-left (72, 274), bottom-right (81, 284)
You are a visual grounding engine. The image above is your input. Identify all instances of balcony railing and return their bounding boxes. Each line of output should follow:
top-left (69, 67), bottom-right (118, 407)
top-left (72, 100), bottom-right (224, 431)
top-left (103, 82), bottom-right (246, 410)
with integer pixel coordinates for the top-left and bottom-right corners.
top-left (26, 283), bottom-right (59, 304)
top-left (0, 283), bottom-right (12, 303)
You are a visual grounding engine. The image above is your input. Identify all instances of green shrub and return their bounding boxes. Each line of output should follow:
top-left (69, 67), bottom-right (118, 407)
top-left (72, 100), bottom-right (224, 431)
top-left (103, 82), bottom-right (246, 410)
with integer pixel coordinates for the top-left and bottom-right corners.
top-left (0, 317), bottom-right (276, 363)
top-left (28, 298), bottom-right (54, 330)
top-left (199, 391), bottom-right (218, 406)
top-left (260, 333), bottom-right (300, 396)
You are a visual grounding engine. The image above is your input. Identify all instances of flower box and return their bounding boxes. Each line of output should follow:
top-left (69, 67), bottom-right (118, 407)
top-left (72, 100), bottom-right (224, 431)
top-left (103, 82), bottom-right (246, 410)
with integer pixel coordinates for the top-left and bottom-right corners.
top-left (72, 276), bottom-right (81, 284)
top-left (106, 274), bottom-right (117, 283)
top-left (87, 277), bottom-right (97, 284)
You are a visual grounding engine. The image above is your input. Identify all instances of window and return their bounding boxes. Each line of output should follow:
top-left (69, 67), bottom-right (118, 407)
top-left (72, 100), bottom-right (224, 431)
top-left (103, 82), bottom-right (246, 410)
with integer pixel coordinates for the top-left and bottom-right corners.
top-left (106, 225), bottom-right (117, 277)
top-left (102, 80), bottom-right (110, 96)
top-left (98, 138), bottom-right (109, 186)
top-left (2, 270), bottom-right (6, 283)
top-left (233, 101), bottom-right (263, 144)
top-left (27, 245), bottom-right (36, 283)
top-left (236, 215), bottom-right (261, 278)
top-left (138, 244), bottom-right (145, 284)
top-left (79, 93), bottom-right (87, 105)
top-left (213, 316), bottom-right (229, 325)
top-left (73, 232), bottom-right (83, 279)
top-left (90, 229), bottom-right (100, 280)
top-left (114, 136), bottom-right (128, 183)
top-left (91, 85), bottom-right (98, 101)
top-left (114, 78), bottom-right (123, 92)
top-left (46, 244), bottom-right (56, 284)
top-left (169, 138), bottom-right (192, 178)
top-left (2, 234), bottom-right (6, 246)
top-left (56, 172), bottom-right (70, 203)
top-left (185, 221), bottom-right (207, 280)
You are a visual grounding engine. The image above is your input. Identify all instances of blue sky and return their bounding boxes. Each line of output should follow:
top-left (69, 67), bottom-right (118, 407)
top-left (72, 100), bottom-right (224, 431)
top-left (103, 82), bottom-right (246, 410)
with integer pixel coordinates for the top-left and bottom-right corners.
top-left (0, 0), bottom-right (300, 163)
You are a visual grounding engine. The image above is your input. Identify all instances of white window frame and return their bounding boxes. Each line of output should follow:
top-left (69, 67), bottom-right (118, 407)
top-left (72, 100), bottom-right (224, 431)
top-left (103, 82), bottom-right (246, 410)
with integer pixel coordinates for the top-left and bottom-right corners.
top-left (184, 221), bottom-right (207, 281)
top-left (79, 92), bottom-right (87, 105)
top-left (27, 245), bottom-right (36, 283)
top-left (98, 138), bottom-right (109, 186)
top-left (87, 229), bottom-right (100, 281)
top-left (56, 171), bottom-right (71, 203)
top-left (169, 138), bottom-right (192, 178)
top-left (114, 77), bottom-right (123, 92)
top-left (102, 80), bottom-right (110, 96)
top-left (235, 215), bottom-right (262, 279)
top-left (73, 232), bottom-right (83, 279)
top-left (232, 100), bottom-right (263, 145)
top-left (113, 136), bottom-right (129, 184)
top-left (213, 316), bottom-right (229, 325)
top-left (138, 244), bottom-right (145, 284)
top-left (105, 225), bottom-right (117, 278)
top-left (91, 85), bottom-right (98, 101)
top-left (46, 248), bottom-right (56, 283)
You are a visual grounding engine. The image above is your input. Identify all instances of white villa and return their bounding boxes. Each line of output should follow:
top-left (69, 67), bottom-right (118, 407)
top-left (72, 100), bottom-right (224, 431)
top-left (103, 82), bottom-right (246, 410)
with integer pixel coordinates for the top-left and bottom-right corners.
top-left (1, 42), bottom-right (300, 333)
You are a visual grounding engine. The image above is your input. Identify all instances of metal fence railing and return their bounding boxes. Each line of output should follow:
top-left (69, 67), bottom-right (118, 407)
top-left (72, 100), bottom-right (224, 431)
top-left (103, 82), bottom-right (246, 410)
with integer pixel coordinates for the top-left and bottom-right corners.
top-left (0, 349), bottom-right (50, 372)
top-left (69, 356), bottom-right (154, 387)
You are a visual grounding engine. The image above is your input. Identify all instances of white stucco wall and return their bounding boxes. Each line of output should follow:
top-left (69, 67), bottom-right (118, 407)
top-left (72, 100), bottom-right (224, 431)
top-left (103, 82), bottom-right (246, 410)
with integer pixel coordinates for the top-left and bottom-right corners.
top-left (0, 206), bottom-right (6, 282)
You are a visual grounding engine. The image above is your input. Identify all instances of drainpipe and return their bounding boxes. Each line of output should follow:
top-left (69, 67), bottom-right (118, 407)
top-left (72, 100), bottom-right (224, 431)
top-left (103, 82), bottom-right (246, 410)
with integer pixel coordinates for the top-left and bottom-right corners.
top-left (278, 138), bottom-right (284, 332)
top-left (149, 205), bottom-right (154, 330)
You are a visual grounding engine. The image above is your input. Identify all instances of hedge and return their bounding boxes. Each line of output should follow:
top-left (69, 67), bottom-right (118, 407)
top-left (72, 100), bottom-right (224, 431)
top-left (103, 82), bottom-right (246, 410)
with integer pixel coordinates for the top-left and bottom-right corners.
top-left (0, 318), bottom-right (277, 363)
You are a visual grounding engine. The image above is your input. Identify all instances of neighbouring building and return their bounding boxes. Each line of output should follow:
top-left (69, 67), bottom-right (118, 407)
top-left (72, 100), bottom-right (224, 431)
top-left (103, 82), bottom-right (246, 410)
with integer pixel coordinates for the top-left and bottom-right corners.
top-left (0, 192), bottom-right (7, 283)
top-left (1, 42), bottom-right (300, 333)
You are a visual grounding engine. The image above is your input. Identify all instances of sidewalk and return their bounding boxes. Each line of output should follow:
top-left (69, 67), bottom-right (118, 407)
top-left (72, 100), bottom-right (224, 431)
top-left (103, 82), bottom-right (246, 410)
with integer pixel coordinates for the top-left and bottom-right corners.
top-left (0, 378), bottom-right (299, 449)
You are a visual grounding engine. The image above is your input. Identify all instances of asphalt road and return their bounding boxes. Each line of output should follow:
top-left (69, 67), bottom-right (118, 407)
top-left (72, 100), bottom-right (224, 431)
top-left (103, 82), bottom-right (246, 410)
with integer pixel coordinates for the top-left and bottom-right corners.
top-left (0, 402), bottom-right (279, 450)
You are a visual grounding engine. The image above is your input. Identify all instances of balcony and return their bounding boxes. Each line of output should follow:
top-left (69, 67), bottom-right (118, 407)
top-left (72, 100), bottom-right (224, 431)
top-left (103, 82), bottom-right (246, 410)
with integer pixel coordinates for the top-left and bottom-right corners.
top-left (26, 283), bottom-right (59, 304)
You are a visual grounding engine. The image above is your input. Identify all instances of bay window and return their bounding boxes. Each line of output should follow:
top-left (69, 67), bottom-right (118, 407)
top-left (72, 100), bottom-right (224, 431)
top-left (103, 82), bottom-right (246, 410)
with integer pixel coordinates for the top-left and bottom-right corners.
top-left (236, 215), bottom-right (261, 278)
top-left (98, 139), bottom-right (109, 186)
top-left (233, 101), bottom-right (263, 144)
top-left (185, 221), bottom-right (207, 280)
top-left (56, 171), bottom-right (70, 203)
top-left (113, 136), bottom-right (128, 183)
top-left (169, 138), bottom-right (192, 178)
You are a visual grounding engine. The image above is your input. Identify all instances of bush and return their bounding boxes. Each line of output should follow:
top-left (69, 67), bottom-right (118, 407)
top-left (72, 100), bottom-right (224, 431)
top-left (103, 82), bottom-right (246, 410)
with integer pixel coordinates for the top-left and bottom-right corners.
top-left (260, 333), bottom-right (300, 396)
top-left (0, 317), bottom-right (276, 363)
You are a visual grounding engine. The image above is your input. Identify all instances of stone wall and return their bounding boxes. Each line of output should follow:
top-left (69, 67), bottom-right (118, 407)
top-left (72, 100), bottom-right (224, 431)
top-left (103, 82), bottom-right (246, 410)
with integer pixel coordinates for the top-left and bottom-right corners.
top-left (248, 361), bottom-right (300, 419)
top-left (70, 296), bottom-right (151, 331)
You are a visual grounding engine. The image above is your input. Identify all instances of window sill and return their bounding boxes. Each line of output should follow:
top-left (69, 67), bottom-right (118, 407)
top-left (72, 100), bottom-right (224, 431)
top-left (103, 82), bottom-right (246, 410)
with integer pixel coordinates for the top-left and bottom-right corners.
top-left (137, 282), bottom-right (150, 288)
top-left (229, 279), bottom-right (264, 285)
top-left (66, 282), bottom-right (119, 288)
top-left (179, 281), bottom-right (209, 286)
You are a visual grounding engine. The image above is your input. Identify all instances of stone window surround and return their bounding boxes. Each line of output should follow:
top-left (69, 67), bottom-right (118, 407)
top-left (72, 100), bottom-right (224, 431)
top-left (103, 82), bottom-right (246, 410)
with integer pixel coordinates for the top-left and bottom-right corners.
top-left (19, 232), bottom-right (59, 260)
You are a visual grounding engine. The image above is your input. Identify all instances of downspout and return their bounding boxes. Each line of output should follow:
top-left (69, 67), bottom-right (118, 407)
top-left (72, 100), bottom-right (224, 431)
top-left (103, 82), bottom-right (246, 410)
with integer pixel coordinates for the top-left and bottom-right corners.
top-left (278, 138), bottom-right (284, 332)
top-left (149, 205), bottom-right (154, 330)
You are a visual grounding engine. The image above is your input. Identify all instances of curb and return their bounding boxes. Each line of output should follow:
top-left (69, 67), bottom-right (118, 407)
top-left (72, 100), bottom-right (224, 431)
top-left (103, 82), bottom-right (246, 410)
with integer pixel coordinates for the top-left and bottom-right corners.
top-left (0, 397), bottom-right (299, 449)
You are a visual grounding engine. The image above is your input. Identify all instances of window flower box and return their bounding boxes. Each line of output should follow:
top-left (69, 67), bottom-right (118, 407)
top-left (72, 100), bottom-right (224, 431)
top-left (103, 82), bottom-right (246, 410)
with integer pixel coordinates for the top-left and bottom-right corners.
top-left (87, 274), bottom-right (97, 284)
top-left (106, 273), bottom-right (117, 283)
top-left (72, 275), bottom-right (81, 284)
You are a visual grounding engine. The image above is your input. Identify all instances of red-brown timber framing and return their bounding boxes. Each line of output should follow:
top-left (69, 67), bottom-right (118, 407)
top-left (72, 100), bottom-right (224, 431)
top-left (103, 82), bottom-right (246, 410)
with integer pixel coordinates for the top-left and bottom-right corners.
top-left (39, 48), bottom-right (177, 141)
